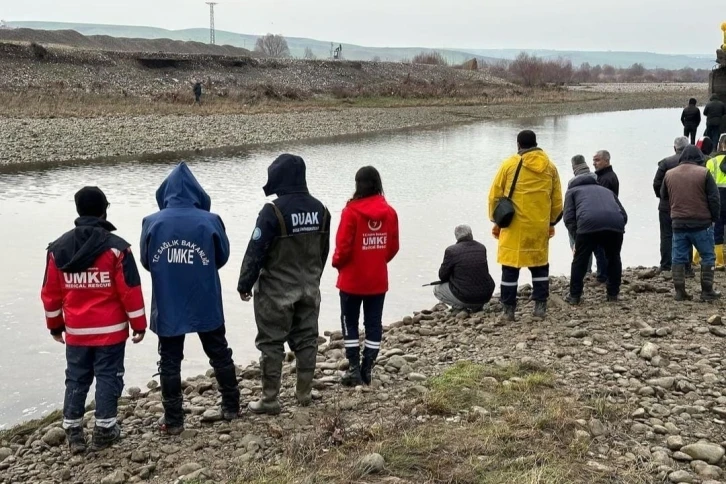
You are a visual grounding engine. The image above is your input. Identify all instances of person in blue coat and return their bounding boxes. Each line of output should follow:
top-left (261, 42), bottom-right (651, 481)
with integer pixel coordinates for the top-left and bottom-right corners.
top-left (140, 162), bottom-right (239, 435)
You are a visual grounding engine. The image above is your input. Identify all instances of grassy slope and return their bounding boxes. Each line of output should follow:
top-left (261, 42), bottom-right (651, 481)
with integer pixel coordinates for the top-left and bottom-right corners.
top-left (7, 20), bottom-right (714, 68)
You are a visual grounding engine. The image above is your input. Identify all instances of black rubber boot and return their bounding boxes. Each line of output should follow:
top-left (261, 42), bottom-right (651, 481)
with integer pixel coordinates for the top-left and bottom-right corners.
top-left (533, 301), bottom-right (547, 318)
top-left (499, 304), bottom-right (516, 322)
top-left (341, 347), bottom-right (363, 387)
top-left (214, 364), bottom-right (240, 421)
top-left (159, 373), bottom-right (184, 434)
top-left (248, 357), bottom-right (282, 415)
top-left (701, 265), bottom-right (722, 302)
top-left (90, 424), bottom-right (121, 452)
top-left (295, 369), bottom-right (315, 406)
top-left (360, 347), bottom-right (379, 386)
top-left (672, 264), bottom-right (692, 301)
top-left (565, 295), bottom-right (581, 306)
top-left (65, 427), bottom-right (87, 455)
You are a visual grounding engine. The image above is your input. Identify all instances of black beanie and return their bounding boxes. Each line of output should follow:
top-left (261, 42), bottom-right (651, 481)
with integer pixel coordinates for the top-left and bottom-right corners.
top-left (74, 186), bottom-right (109, 218)
top-left (517, 130), bottom-right (537, 149)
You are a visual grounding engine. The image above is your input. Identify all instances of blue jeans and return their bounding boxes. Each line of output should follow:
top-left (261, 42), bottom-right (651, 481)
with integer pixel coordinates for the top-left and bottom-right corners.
top-left (63, 342), bottom-right (125, 429)
top-left (673, 228), bottom-right (715, 266)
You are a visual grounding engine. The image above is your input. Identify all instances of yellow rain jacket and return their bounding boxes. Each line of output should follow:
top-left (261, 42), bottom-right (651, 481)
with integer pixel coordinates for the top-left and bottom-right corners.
top-left (488, 148), bottom-right (563, 268)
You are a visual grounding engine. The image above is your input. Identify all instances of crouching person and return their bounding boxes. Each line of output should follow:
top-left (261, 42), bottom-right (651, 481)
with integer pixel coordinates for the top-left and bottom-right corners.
top-left (141, 163), bottom-right (240, 435)
top-left (434, 225), bottom-right (494, 312)
top-left (41, 187), bottom-right (147, 454)
top-left (563, 175), bottom-right (627, 304)
top-left (238, 154), bottom-right (331, 414)
top-left (662, 145), bottom-right (722, 301)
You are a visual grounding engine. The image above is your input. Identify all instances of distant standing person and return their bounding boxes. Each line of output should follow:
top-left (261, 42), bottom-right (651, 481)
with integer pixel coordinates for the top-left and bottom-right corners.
top-left (41, 187), bottom-right (147, 454)
top-left (141, 163), bottom-right (240, 435)
top-left (653, 136), bottom-right (692, 273)
top-left (592, 150), bottom-right (619, 283)
top-left (661, 145), bottom-right (721, 301)
top-left (568, 155), bottom-right (597, 273)
top-left (488, 130), bottom-right (563, 321)
top-left (193, 81), bottom-right (203, 105)
top-left (681, 98), bottom-right (702, 145)
top-left (563, 174), bottom-right (628, 304)
top-left (434, 224), bottom-right (495, 312)
top-left (332, 166), bottom-right (399, 387)
top-left (704, 95), bottom-right (725, 151)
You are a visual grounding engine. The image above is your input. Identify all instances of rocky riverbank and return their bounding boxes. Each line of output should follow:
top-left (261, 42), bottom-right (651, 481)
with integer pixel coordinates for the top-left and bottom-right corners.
top-left (4, 268), bottom-right (726, 483)
top-left (0, 88), bottom-right (706, 168)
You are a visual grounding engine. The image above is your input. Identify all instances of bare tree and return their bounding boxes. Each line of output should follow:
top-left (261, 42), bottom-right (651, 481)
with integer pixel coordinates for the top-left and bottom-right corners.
top-left (303, 47), bottom-right (316, 60)
top-left (254, 34), bottom-right (291, 58)
top-left (509, 52), bottom-right (543, 87)
top-left (412, 51), bottom-right (448, 66)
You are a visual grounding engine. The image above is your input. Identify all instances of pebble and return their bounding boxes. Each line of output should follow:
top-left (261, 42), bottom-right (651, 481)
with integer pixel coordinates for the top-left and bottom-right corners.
top-left (177, 462), bottom-right (203, 477)
top-left (357, 453), bottom-right (385, 474)
top-left (407, 373), bottom-right (427, 382)
top-left (0, 447), bottom-right (12, 462)
top-left (668, 470), bottom-right (694, 483)
top-left (42, 427), bottom-right (66, 447)
top-left (101, 470), bottom-right (129, 484)
top-left (680, 442), bottom-right (725, 464)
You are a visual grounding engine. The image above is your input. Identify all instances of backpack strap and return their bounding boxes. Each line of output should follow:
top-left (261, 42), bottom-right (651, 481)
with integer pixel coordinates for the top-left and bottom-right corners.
top-left (507, 158), bottom-right (524, 199)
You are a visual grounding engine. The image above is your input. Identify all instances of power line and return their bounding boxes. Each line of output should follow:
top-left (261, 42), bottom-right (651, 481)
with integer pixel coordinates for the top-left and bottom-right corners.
top-left (205, 2), bottom-right (217, 45)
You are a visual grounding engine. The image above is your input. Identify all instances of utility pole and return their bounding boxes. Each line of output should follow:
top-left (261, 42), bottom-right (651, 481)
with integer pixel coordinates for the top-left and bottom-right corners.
top-left (206, 2), bottom-right (218, 45)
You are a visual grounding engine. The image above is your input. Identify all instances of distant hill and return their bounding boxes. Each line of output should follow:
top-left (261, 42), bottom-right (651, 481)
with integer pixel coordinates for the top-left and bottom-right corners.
top-left (6, 21), bottom-right (715, 69)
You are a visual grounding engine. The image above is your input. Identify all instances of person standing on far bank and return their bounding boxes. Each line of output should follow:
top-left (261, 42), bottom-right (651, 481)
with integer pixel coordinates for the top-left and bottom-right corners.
top-left (653, 136), bottom-right (693, 274)
top-left (488, 130), bottom-right (563, 321)
top-left (42, 187), bottom-right (147, 454)
top-left (193, 81), bottom-right (203, 105)
top-left (434, 225), bottom-right (495, 312)
top-left (681, 98), bottom-right (702, 145)
top-left (333, 166), bottom-right (399, 387)
top-left (141, 162), bottom-right (240, 435)
top-left (238, 154), bottom-right (331, 415)
top-left (661, 145), bottom-right (721, 302)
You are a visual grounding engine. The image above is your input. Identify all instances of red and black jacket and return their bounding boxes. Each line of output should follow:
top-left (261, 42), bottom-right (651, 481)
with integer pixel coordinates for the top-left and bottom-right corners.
top-left (41, 217), bottom-right (147, 346)
top-left (332, 195), bottom-right (399, 295)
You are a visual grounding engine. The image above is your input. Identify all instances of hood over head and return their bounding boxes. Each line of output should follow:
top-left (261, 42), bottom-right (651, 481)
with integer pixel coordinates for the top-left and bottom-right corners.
top-left (567, 172), bottom-right (598, 189)
top-left (155, 162), bottom-right (211, 211)
top-left (518, 147), bottom-right (551, 174)
top-left (679, 144), bottom-right (706, 165)
top-left (711, 94), bottom-right (721, 102)
top-left (49, 217), bottom-right (127, 273)
top-left (347, 194), bottom-right (391, 222)
top-left (263, 154), bottom-right (308, 197)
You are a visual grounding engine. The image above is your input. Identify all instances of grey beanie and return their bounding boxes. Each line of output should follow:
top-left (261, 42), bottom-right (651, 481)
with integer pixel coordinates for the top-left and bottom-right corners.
top-left (454, 224), bottom-right (473, 242)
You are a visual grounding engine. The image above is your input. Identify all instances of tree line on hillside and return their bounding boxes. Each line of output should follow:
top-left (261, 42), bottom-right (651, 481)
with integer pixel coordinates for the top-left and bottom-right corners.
top-left (252, 34), bottom-right (710, 85)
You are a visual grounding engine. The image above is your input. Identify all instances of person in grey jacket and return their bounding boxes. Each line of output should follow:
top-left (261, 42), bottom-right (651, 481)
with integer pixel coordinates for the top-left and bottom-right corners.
top-left (434, 225), bottom-right (495, 311)
top-left (564, 175), bottom-right (628, 304)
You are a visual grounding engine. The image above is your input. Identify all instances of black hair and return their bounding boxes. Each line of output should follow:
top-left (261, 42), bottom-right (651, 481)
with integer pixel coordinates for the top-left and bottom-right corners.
top-left (517, 130), bottom-right (537, 150)
top-left (701, 137), bottom-right (714, 155)
top-left (689, 98), bottom-right (697, 105)
top-left (352, 166), bottom-right (384, 200)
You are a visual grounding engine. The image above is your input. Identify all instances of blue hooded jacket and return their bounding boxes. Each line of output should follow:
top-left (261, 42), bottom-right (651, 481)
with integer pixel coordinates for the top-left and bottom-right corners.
top-left (140, 162), bottom-right (230, 337)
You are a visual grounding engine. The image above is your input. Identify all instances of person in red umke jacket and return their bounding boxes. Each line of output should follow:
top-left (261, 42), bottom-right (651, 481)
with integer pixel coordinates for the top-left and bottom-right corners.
top-left (332, 166), bottom-right (399, 387)
top-left (41, 187), bottom-right (147, 455)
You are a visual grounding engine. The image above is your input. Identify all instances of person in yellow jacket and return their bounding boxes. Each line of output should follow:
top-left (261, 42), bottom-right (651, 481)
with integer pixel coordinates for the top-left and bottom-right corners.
top-left (488, 130), bottom-right (563, 321)
top-left (696, 134), bottom-right (726, 268)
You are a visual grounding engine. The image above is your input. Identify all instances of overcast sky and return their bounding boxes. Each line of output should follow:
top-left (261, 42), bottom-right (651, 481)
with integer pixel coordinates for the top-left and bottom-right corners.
top-left (3, 0), bottom-right (724, 54)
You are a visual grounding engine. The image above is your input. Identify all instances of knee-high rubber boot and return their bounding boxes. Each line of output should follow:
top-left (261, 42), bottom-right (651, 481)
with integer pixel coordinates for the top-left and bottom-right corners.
top-left (295, 369), bottom-right (315, 406)
top-left (360, 347), bottom-right (379, 386)
top-left (716, 245), bottom-right (725, 270)
top-left (341, 347), bottom-right (362, 387)
top-left (248, 357), bottom-right (282, 415)
top-left (159, 374), bottom-right (184, 434)
top-left (672, 264), bottom-right (692, 301)
top-left (701, 265), bottom-right (722, 301)
top-left (214, 364), bottom-right (240, 420)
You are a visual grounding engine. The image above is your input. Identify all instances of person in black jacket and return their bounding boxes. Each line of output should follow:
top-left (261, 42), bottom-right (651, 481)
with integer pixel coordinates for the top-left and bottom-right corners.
top-left (434, 225), bottom-right (495, 311)
top-left (704, 95), bottom-right (725, 151)
top-left (193, 81), bottom-right (203, 105)
top-left (590, 150), bottom-right (619, 283)
top-left (238, 154), bottom-right (331, 415)
top-left (653, 136), bottom-right (692, 273)
top-left (681, 98), bottom-right (702, 145)
top-left (564, 175), bottom-right (628, 304)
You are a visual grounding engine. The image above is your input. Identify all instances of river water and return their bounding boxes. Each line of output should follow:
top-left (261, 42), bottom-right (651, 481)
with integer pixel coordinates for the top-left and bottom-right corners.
top-left (0, 107), bottom-right (683, 428)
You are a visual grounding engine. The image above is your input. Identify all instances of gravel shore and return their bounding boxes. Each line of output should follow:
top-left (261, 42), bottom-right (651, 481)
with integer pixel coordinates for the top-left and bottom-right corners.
top-left (0, 88), bottom-right (705, 168)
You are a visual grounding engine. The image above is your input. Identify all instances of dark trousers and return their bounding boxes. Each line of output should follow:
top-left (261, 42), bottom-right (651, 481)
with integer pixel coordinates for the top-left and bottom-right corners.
top-left (594, 246), bottom-right (608, 282)
top-left (705, 125), bottom-right (721, 149)
top-left (340, 292), bottom-right (385, 361)
top-left (500, 265), bottom-right (549, 307)
top-left (659, 211), bottom-right (693, 271)
top-left (63, 342), bottom-right (125, 429)
top-left (158, 325), bottom-right (237, 425)
top-left (570, 231), bottom-right (623, 297)
top-left (715, 210), bottom-right (726, 245)
top-left (684, 126), bottom-right (697, 145)
top-left (194, 93), bottom-right (201, 104)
